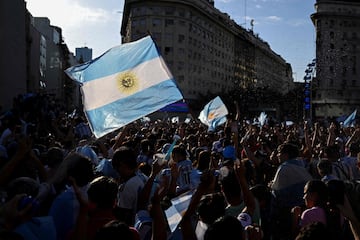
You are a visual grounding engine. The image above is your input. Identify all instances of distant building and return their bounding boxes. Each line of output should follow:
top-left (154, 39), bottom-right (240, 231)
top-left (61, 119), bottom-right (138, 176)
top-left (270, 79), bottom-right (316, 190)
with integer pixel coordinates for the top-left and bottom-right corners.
top-left (120, 0), bottom-right (293, 113)
top-left (0, 0), bottom-right (79, 111)
top-left (75, 47), bottom-right (93, 63)
top-left (0, 0), bottom-right (27, 110)
top-left (311, 0), bottom-right (360, 118)
top-left (32, 17), bottom-right (71, 100)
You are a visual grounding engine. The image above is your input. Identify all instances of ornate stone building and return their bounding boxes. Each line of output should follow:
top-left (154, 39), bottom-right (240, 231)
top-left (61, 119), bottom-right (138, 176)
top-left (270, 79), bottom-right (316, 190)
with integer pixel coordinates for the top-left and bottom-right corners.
top-left (311, 0), bottom-right (360, 118)
top-left (120, 0), bottom-right (293, 111)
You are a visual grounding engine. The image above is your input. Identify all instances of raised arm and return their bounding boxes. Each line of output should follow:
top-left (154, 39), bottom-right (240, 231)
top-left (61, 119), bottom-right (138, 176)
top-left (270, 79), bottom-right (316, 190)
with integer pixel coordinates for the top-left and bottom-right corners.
top-left (180, 170), bottom-right (216, 240)
top-left (345, 128), bottom-right (360, 148)
top-left (111, 124), bottom-right (131, 151)
top-left (327, 122), bottom-right (336, 147)
top-left (303, 121), bottom-right (312, 157)
top-left (234, 161), bottom-right (256, 216)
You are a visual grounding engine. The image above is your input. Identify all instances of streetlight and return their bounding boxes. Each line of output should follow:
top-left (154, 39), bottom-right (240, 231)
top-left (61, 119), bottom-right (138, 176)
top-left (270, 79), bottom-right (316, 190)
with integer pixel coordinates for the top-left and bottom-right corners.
top-left (303, 59), bottom-right (316, 121)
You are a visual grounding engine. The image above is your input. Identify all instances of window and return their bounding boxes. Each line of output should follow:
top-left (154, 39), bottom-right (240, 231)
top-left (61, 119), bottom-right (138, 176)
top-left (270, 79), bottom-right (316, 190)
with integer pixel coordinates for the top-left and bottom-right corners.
top-left (165, 19), bottom-right (174, 27)
top-left (178, 34), bottom-right (185, 43)
top-left (165, 33), bottom-right (173, 41)
top-left (177, 75), bottom-right (184, 83)
top-left (352, 32), bottom-right (357, 39)
top-left (152, 32), bottom-right (161, 42)
top-left (342, 67), bottom-right (347, 76)
top-left (152, 7), bottom-right (161, 14)
top-left (139, 19), bottom-right (146, 25)
top-left (165, 7), bottom-right (175, 15)
top-left (164, 47), bottom-right (173, 55)
top-left (178, 8), bottom-right (185, 17)
top-left (132, 20), bottom-right (138, 27)
top-left (152, 19), bottom-right (161, 26)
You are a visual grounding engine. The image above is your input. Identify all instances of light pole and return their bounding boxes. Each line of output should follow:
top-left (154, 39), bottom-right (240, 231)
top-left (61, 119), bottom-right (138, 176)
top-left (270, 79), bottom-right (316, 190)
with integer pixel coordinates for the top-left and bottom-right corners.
top-left (303, 58), bottom-right (316, 122)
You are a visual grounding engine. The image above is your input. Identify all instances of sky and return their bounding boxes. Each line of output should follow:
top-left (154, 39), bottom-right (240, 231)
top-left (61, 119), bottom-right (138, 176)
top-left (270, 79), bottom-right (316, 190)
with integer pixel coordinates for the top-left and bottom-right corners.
top-left (25, 0), bottom-right (316, 82)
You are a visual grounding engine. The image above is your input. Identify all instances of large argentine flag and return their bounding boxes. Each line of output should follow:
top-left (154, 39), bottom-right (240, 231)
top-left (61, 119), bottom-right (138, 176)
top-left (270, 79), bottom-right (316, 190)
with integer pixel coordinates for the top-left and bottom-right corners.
top-left (65, 36), bottom-right (184, 138)
top-left (198, 96), bottom-right (228, 132)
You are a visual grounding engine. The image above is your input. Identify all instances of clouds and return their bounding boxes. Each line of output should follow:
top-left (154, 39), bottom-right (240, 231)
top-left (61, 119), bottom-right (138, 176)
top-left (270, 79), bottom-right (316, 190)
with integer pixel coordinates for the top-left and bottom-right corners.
top-left (26, 0), bottom-right (123, 57)
top-left (27, 0), bottom-right (115, 29)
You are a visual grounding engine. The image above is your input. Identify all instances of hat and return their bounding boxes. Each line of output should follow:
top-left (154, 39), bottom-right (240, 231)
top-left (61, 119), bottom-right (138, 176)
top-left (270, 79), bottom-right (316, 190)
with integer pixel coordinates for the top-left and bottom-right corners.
top-left (222, 145), bottom-right (236, 160)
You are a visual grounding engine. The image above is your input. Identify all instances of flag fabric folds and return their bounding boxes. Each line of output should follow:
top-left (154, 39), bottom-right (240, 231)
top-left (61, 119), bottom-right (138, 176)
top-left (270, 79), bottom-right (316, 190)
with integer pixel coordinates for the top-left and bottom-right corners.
top-left (198, 96), bottom-right (228, 132)
top-left (65, 36), bottom-right (184, 138)
top-left (165, 190), bottom-right (194, 233)
top-left (343, 109), bottom-right (357, 127)
top-left (258, 111), bottom-right (267, 127)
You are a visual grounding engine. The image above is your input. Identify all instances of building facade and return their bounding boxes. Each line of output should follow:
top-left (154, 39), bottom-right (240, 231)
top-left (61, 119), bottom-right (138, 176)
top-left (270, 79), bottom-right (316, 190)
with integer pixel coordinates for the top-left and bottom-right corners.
top-left (120, 0), bottom-right (293, 112)
top-left (311, 0), bottom-right (360, 118)
top-left (0, 0), bottom-right (28, 110)
top-left (0, 0), bottom-right (80, 112)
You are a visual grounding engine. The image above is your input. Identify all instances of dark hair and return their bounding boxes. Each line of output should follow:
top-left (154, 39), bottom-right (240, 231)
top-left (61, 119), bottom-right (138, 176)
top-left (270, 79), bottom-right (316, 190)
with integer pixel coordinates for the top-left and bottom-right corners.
top-left (6, 177), bottom-right (39, 200)
top-left (220, 170), bottom-right (241, 202)
top-left (88, 176), bottom-right (118, 208)
top-left (317, 159), bottom-right (333, 176)
top-left (67, 153), bottom-right (94, 187)
top-left (295, 222), bottom-right (329, 240)
top-left (46, 147), bottom-right (64, 168)
top-left (197, 192), bottom-right (226, 224)
top-left (305, 180), bottom-right (328, 207)
top-left (324, 145), bottom-right (340, 160)
top-left (172, 145), bottom-right (187, 157)
top-left (196, 150), bottom-right (211, 171)
top-left (112, 146), bottom-right (137, 170)
top-left (204, 215), bottom-right (244, 240)
top-left (278, 142), bottom-right (299, 159)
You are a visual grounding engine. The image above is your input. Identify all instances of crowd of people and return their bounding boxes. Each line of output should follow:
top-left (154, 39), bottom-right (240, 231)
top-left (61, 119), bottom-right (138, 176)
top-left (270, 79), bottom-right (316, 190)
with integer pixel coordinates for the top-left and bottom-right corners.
top-left (0, 93), bottom-right (360, 240)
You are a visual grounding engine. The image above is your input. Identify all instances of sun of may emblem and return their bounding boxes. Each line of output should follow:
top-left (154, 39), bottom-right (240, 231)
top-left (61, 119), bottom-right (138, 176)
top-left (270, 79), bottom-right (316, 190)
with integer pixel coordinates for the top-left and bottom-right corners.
top-left (116, 71), bottom-right (139, 94)
top-left (207, 112), bottom-right (215, 120)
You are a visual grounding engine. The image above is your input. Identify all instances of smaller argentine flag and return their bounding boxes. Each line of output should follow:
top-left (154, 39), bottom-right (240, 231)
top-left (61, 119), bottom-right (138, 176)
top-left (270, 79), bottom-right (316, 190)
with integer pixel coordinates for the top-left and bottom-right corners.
top-left (65, 36), bottom-right (183, 138)
top-left (198, 96), bottom-right (228, 132)
top-left (343, 109), bottom-right (357, 127)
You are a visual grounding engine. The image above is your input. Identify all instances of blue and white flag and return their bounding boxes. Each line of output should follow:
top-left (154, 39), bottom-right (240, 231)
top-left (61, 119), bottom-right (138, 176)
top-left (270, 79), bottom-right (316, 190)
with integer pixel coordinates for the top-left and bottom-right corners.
top-left (343, 109), bottom-right (357, 127)
top-left (258, 111), bottom-right (267, 127)
top-left (198, 96), bottom-right (228, 132)
top-left (165, 190), bottom-right (194, 233)
top-left (65, 36), bottom-right (183, 138)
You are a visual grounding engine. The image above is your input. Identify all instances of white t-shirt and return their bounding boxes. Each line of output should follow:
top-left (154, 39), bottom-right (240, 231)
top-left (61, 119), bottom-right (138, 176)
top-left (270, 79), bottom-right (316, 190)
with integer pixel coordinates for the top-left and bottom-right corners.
top-left (117, 174), bottom-right (146, 214)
